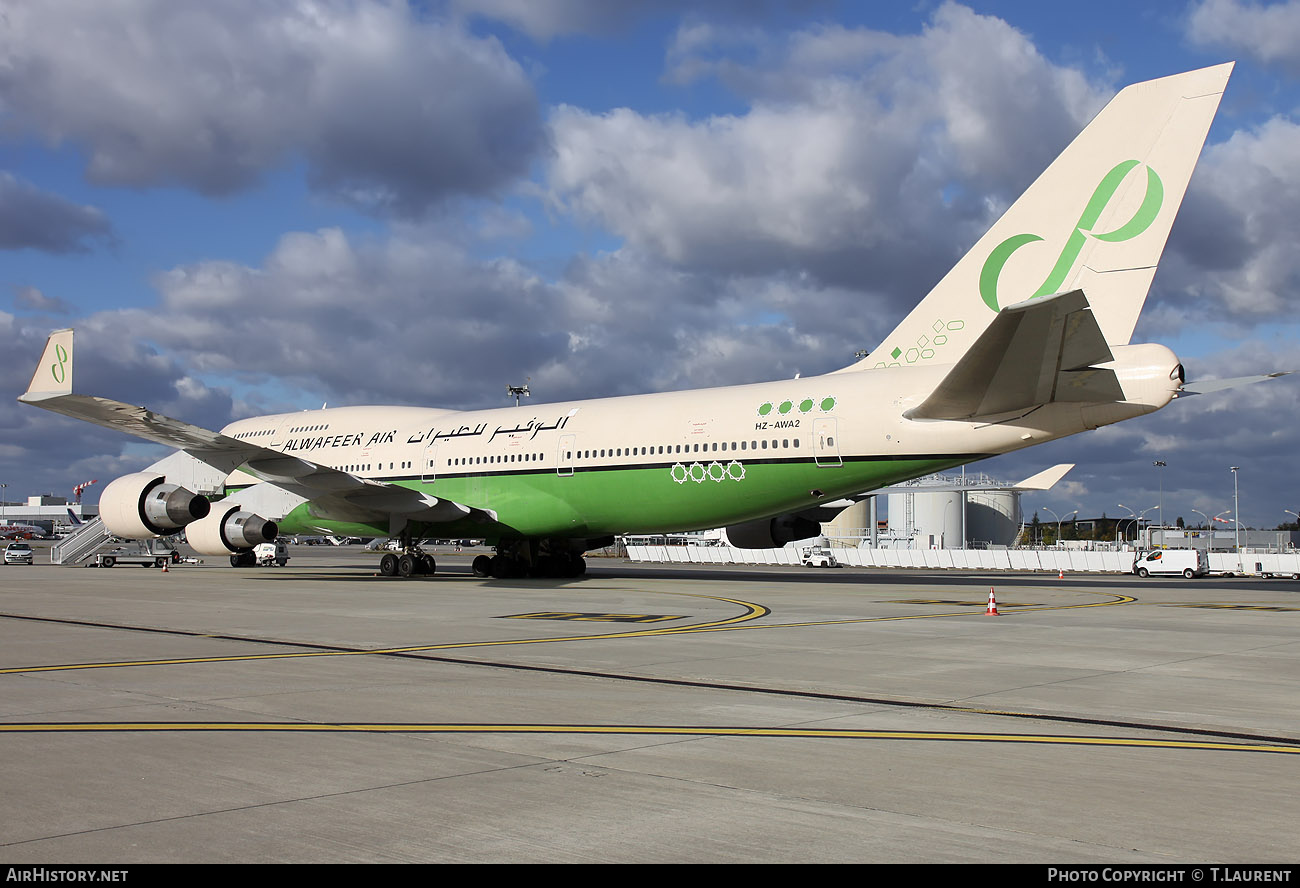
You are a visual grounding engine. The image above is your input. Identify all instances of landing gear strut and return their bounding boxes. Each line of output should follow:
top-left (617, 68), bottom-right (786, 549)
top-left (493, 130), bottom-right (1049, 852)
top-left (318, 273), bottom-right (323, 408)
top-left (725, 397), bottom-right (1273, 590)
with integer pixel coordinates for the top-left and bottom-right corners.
top-left (377, 531), bottom-right (436, 577)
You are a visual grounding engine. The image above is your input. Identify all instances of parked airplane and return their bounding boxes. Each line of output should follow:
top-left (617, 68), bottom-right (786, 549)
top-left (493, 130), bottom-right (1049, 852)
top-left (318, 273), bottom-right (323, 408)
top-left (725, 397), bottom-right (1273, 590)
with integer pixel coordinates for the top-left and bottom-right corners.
top-left (20, 63), bottom-right (1282, 579)
top-left (0, 522), bottom-right (47, 540)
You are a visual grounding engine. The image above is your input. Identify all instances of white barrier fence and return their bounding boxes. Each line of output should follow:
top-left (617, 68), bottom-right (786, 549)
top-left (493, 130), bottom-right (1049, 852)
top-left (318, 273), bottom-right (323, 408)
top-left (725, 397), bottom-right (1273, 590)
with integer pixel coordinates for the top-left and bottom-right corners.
top-left (624, 545), bottom-right (1300, 575)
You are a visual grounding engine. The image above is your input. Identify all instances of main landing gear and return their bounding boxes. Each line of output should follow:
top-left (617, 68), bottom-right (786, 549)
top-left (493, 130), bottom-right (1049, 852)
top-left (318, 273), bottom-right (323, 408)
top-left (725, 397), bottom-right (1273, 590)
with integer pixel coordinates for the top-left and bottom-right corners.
top-left (471, 540), bottom-right (587, 579)
top-left (377, 531), bottom-right (436, 578)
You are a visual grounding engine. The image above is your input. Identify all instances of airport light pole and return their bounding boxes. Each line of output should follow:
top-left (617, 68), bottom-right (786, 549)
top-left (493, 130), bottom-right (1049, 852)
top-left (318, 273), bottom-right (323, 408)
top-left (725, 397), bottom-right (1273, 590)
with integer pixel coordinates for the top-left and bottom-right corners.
top-left (507, 380), bottom-right (531, 408)
top-left (1139, 506), bottom-right (1159, 545)
top-left (1231, 466), bottom-right (1242, 573)
top-left (1190, 509), bottom-right (1210, 554)
top-left (1117, 504), bottom-right (1138, 547)
top-left (1040, 507), bottom-right (1077, 546)
top-left (1153, 460), bottom-right (1166, 542)
top-left (1063, 509), bottom-right (1078, 543)
top-left (1041, 507), bottom-right (1060, 546)
top-left (1213, 510), bottom-right (1233, 555)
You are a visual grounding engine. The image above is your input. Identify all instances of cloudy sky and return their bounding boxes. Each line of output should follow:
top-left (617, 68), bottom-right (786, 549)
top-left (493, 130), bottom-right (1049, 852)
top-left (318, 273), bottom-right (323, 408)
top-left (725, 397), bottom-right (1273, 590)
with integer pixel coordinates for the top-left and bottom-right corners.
top-left (3, 0), bottom-right (1299, 532)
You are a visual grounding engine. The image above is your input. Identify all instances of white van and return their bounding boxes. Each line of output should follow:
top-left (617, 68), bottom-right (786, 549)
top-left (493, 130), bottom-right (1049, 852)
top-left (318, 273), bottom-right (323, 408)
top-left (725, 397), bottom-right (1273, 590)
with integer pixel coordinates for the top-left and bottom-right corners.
top-left (1132, 548), bottom-right (1207, 578)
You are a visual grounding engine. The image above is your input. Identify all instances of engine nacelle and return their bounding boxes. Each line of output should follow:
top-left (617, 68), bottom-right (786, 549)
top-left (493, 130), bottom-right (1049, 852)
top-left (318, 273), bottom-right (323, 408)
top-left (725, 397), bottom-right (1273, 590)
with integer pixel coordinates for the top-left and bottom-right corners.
top-left (187, 505), bottom-right (279, 555)
top-left (724, 514), bottom-right (821, 549)
top-left (100, 472), bottom-right (210, 539)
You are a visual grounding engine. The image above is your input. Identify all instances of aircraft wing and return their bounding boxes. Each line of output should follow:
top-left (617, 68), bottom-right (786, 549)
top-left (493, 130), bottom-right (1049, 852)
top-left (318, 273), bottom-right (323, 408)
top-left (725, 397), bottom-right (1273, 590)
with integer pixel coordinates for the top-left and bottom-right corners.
top-left (19, 330), bottom-right (491, 525)
top-left (904, 289), bottom-right (1122, 422)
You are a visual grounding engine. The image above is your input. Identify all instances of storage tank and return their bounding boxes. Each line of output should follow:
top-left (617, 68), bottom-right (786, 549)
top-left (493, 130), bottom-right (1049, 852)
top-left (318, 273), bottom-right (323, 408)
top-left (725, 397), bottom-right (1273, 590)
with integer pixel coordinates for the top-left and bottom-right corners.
top-left (821, 499), bottom-right (871, 541)
top-left (887, 491), bottom-right (966, 549)
top-left (965, 490), bottom-right (1021, 547)
top-left (885, 488), bottom-right (1022, 548)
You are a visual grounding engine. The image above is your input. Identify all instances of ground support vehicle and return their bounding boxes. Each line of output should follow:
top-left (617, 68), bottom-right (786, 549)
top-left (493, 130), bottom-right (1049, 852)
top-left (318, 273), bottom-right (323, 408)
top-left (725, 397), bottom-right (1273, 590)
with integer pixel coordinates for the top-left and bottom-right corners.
top-left (801, 545), bottom-right (841, 568)
top-left (95, 542), bottom-right (181, 568)
top-left (1132, 548), bottom-right (1208, 579)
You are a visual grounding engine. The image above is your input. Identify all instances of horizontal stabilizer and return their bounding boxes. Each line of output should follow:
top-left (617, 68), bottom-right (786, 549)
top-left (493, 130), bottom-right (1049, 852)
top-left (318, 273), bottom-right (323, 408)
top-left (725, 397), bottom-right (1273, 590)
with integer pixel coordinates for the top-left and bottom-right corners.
top-left (1012, 463), bottom-right (1075, 491)
top-left (1178, 371), bottom-right (1294, 396)
top-left (904, 290), bottom-right (1118, 421)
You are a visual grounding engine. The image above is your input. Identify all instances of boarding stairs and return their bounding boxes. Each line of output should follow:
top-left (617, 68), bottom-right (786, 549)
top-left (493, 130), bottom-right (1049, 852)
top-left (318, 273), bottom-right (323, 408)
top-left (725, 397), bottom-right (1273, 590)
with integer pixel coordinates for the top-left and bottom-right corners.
top-left (50, 516), bottom-right (113, 565)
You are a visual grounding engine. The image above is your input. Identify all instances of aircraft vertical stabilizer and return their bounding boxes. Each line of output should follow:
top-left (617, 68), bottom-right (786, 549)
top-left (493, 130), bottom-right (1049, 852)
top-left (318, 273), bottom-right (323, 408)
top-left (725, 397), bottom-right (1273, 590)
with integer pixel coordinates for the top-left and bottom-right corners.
top-left (840, 63), bottom-right (1232, 374)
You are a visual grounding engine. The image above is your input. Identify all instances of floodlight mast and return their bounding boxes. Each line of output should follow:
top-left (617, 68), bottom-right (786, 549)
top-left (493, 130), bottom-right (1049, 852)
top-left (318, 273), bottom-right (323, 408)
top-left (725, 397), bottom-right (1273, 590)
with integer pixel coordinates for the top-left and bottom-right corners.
top-left (507, 380), bottom-right (531, 408)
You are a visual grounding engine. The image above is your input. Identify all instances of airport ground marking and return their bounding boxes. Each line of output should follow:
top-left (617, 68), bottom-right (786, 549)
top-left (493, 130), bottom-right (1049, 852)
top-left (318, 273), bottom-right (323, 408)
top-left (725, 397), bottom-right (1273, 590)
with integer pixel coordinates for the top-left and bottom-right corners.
top-left (668, 586), bottom-right (1136, 634)
top-left (0, 721), bottom-right (1297, 755)
top-left (0, 587), bottom-right (1135, 675)
top-left (0, 592), bottom-right (769, 675)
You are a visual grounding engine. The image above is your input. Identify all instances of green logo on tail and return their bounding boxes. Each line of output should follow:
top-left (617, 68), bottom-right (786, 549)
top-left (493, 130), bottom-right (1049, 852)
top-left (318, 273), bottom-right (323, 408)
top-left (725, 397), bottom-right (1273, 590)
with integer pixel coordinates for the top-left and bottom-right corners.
top-left (979, 160), bottom-right (1164, 313)
top-left (50, 343), bottom-right (69, 385)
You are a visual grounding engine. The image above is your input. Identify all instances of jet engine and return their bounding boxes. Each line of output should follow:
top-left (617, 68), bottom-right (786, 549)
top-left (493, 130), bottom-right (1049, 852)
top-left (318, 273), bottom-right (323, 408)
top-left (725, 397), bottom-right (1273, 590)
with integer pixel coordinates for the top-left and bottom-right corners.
top-left (186, 505), bottom-right (279, 555)
top-left (99, 472), bottom-right (210, 539)
top-left (724, 514), bottom-right (821, 549)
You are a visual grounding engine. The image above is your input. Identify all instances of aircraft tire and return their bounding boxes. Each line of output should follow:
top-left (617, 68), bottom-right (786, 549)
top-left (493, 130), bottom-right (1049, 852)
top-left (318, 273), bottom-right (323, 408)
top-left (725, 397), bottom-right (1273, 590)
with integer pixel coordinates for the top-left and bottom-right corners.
top-left (418, 555), bottom-right (436, 575)
top-left (379, 553), bottom-right (398, 577)
top-left (489, 554), bottom-right (512, 579)
top-left (398, 554), bottom-right (415, 577)
top-left (471, 555), bottom-right (492, 578)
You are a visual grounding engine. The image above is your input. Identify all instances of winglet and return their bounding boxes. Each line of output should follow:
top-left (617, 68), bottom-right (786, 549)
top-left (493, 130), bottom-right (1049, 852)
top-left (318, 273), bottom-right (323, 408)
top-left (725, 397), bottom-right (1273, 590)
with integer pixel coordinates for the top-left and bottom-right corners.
top-left (22, 328), bottom-right (75, 401)
top-left (1013, 463), bottom-right (1074, 491)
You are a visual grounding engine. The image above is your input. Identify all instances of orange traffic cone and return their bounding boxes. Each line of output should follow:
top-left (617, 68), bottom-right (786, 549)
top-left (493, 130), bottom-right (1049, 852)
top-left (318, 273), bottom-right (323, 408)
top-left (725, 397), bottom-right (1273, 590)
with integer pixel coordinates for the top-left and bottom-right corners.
top-left (985, 588), bottom-right (999, 616)
top-left (161, 562), bottom-right (169, 573)
top-left (1058, 568), bottom-right (1065, 579)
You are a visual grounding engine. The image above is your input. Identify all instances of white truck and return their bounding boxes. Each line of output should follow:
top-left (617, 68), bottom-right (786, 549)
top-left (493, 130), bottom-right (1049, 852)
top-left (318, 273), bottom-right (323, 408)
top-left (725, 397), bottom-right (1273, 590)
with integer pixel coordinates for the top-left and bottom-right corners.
top-left (1132, 548), bottom-right (1208, 579)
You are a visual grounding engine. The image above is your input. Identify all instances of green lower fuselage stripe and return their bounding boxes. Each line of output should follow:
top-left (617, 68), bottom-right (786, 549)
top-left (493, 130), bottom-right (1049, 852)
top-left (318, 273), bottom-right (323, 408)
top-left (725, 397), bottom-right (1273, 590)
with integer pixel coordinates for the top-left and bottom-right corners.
top-left (235, 453), bottom-right (982, 542)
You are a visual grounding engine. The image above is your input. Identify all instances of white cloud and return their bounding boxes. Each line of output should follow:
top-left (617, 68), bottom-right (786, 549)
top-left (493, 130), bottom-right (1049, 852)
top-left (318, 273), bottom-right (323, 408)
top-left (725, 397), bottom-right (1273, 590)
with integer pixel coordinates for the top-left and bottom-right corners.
top-left (547, 3), bottom-right (1108, 316)
top-left (1157, 115), bottom-right (1300, 325)
top-left (1188, 0), bottom-right (1300, 74)
top-left (0, 0), bottom-right (544, 213)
